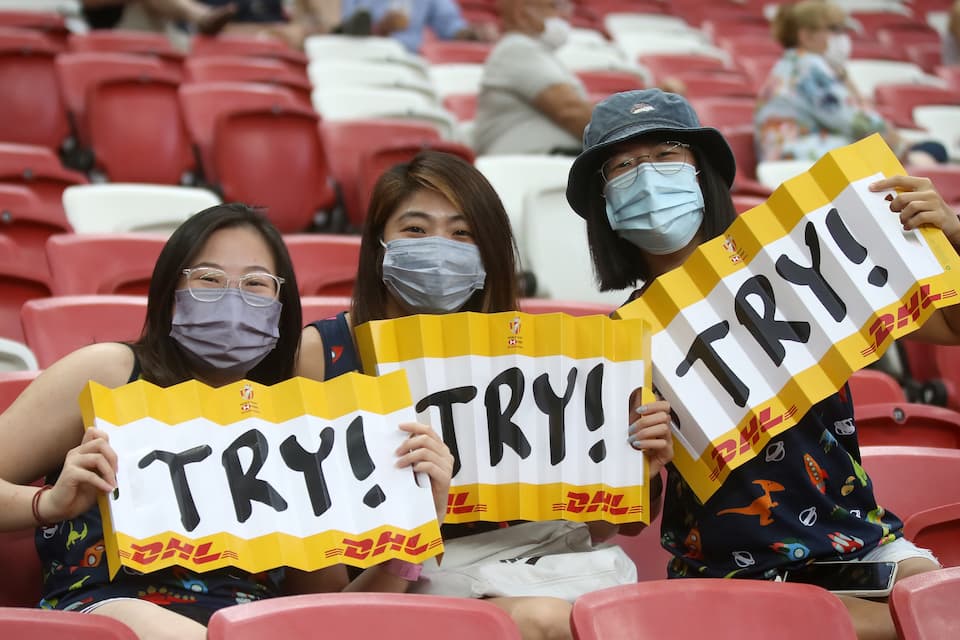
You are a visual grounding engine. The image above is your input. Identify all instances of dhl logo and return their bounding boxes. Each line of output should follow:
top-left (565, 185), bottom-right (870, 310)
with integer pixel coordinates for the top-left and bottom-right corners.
top-left (446, 491), bottom-right (487, 515)
top-left (555, 490), bottom-right (639, 515)
top-left (123, 538), bottom-right (234, 566)
top-left (864, 285), bottom-right (948, 356)
top-left (708, 405), bottom-right (796, 481)
top-left (334, 531), bottom-right (438, 561)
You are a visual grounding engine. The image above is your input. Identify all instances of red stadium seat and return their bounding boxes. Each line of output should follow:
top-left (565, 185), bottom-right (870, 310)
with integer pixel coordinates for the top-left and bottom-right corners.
top-left (45, 234), bottom-right (164, 296)
top-left (442, 94), bottom-right (478, 122)
top-left (0, 10), bottom-right (69, 44)
top-left (936, 65), bottom-right (960, 92)
top-left (67, 30), bottom-right (184, 70)
top-left (0, 27), bottom-right (69, 150)
top-left (519, 299), bottom-right (615, 316)
top-left (877, 24), bottom-right (944, 50)
top-left (420, 40), bottom-right (493, 64)
top-left (638, 53), bottom-right (729, 83)
top-left (0, 369), bottom-right (39, 413)
top-left (55, 52), bottom-right (193, 183)
top-left (0, 607), bottom-right (139, 639)
top-left (211, 103), bottom-right (338, 233)
top-left (849, 11), bottom-right (927, 33)
top-left (934, 344), bottom-right (960, 412)
top-left (355, 140), bottom-right (475, 221)
top-left (570, 580), bottom-right (857, 640)
top-left (736, 54), bottom-right (781, 92)
top-left (320, 119), bottom-right (443, 228)
top-left (854, 402), bottom-right (960, 448)
top-left (903, 503), bottom-right (960, 568)
top-left (850, 39), bottom-right (909, 62)
top-left (20, 295), bottom-right (147, 368)
top-left (207, 593), bottom-right (522, 640)
top-left (732, 193), bottom-right (767, 213)
top-left (721, 126), bottom-right (768, 192)
top-left (0, 143), bottom-right (88, 218)
top-left (189, 34), bottom-right (308, 71)
top-left (0, 184), bottom-right (72, 281)
top-left (874, 84), bottom-right (960, 128)
top-left (0, 244), bottom-right (50, 343)
top-left (689, 96), bottom-right (756, 129)
top-left (301, 296), bottom-right (353, 322)
top-left (904, 164), bottom-right (960, 207)
top-left (716, 35), bottom-right (783, 61)
top-left (178, 82), bottom-right (302, 185)
top-left (860, 446), bottom-right (960, 521)
top-left (284, 234), bottom-right (360, 296)
top-left (575, 70), bottom-right (645, 98)
top-left (0, 527), bottom-right (41, 608)
top-left (678, 73), bottom-right (756, 99)
top-left (905, 42), bottom-right (945, 74)
top-left (849, 369), bottom-right (907, 405)
top-left (890, 567), bottom-right (960, 640)
top-left (184, 55), bottom-right (310, 104)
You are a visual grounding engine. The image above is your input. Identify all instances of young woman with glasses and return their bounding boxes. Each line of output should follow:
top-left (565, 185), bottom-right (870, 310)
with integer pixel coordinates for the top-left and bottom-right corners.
top-left (567, 88), bottom-right (960, 640)
top-left (0, 203), bottom-right (452, 639)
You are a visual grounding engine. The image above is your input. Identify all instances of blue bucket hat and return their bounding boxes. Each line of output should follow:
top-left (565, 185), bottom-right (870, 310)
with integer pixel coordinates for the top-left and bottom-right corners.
top-left (566, 89), bottom-right (736, 218)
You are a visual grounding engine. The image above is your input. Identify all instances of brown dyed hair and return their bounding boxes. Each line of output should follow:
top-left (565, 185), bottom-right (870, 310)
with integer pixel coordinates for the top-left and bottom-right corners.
top-left (772, 1), bottom-right (844, 48)
top-left (351, 151), bottom-right (520, 325)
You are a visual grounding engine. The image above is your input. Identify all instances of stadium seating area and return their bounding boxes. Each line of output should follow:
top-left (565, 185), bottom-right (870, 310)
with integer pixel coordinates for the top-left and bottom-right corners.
top-left (1, 0), bottom-right (960, 636)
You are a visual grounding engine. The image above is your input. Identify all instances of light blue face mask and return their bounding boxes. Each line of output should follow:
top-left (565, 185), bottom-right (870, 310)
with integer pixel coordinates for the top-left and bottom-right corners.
top-left (604, 162), bottom-right (705, 255)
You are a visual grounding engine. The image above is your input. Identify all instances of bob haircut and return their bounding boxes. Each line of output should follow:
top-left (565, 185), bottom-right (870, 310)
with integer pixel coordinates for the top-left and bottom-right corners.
top-left (583, 143), bottom-right (738, 290)
top-left (352, 151), bottom-right (520, 325)
top-left (132, 202), bottom-right (302, 387)
top-left (772, 1), bottom-right (844, 48)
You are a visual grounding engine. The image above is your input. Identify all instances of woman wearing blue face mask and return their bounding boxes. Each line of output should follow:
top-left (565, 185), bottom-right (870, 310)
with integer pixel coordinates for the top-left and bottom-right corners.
top-left (567, 88), bottom-right (960, 640)
top-left (299, 151), bottom-right (673, 640)
top-left (0, 203), bottom-right (452, 640)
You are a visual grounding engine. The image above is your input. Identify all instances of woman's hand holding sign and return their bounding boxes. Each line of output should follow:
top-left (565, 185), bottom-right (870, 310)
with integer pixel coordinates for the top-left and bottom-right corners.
top-left (41, 427), bottom-right (117, 523)
top-left (396, 422), bottom-right (455, 524)
top-left (628, 400), bottom-right (675, 481)
top-left (870, 175), bottom-right (960, 246)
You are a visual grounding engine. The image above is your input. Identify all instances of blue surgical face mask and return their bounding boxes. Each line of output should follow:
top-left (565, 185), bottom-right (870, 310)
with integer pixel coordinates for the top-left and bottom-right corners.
top-left (604, 162), bottom-right (705, 255)
top-left (381, 236), bottom-right (487, 314)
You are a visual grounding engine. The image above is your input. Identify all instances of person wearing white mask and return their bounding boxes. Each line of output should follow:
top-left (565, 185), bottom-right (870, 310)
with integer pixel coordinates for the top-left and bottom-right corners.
top-left (473, 0), bottom-right (593, 156)
top-left (299, 151), bottom-right (673, 640)
top-left (754, 1), bottom-right (946, 166)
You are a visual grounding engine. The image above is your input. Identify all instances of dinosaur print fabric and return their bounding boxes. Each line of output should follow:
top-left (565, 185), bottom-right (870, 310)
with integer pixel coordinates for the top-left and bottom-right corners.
top-left (662, 386), bottom-right (902, 579)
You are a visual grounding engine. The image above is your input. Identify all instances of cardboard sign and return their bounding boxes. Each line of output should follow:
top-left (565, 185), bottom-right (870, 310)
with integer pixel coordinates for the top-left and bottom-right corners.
top-left (79, 371), bottom-right (442, 577)
top-left (616, 135), bottom-right (960, 501)
top-left (356, 311), bottom-right (652, 525)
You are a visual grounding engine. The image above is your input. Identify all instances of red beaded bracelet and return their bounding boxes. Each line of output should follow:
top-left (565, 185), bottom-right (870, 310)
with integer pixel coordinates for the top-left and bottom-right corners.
top-left (32, 484), bottom-right (54, 528)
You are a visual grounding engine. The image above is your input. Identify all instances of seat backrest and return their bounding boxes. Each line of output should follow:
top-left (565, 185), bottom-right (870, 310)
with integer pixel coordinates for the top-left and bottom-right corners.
top-left (311, 86), bottom-right (457, 140)
top-left (688, 96), bottom-right (756, 129)
top-left (45, 233), bottom-right (165, 296)
top-left (849, 369), bottom-right (907, 405)
top-left (427, 63), bottom-right (483, 99)
top-left (420, 40), bottom-right (492, 64)
top-left (0, 183), bottom-right (72, 277)
top-left (0, 142), bottom-right (88, 216)
top-left (284, 234), bottom-right (360, 296)
top-left (570, 580), bottom-right (857, 640)
top-left (301, 295), bottom-right (353, 323)
top-left (890, 567), bottom-right (960, 640)
top-left (934, 344), bottom-right (960, 412)
top-left (0, 531), bottom-right (42, 607)
top-left (86, 73), bottom-right (194, 184)
top-left (679, 72), bottom-right (756, 99)
top-left (0, 607), bottom-right (139, 638)
top-left (0, 242), bottom-right (52, 343)
top-left (54, 52), bottom-right (171, 145)
top-left (61, 183), bottom-right (219, 234)
top-left (0, 27), bottom-right (69, 149)
top-left (0, 337), bottom-right (37, 372)
top-left (212, 105), bottom-right (335, 233)
top-left (854, 402), bottom-right (960, 448)
top-left (183, 55), bottom-right (310, 104)
top-left (903, 502), bottom-right (960, 569)
top-left (207, 593), bottom-right (522, 640)
top-left (188, 34), bottom-right (308, 70)
top-left (66, 29), bottom-right (183, 67)
top-left (860, 446), bottom-right (960, 520)
top-left (20, 295), bottom-right (147, 368)
top-left (874, 83), bottom-right (960, 127)
top-left (844, 60), bottom-right (934, 100)
top-left (178, 81), bottom-right (302, 183)
top-left (0, 368), bottom-right (39, 411)
top-left (574, 69), bottom-right (645, 99)
top-left (308, 59), bottom-right (435, 99)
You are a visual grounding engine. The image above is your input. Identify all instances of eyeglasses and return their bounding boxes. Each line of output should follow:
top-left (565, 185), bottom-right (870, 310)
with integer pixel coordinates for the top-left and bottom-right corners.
top-left (600, 141), bottom-right (692, 188)
top-left (181, 267), bottom-right (284, 307)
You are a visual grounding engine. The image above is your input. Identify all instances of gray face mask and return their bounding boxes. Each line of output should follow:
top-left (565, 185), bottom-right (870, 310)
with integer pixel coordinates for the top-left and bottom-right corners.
top-left (381, 236), bottom-right (487, 314)
top-left (170, 288), bottom-right (281, 375)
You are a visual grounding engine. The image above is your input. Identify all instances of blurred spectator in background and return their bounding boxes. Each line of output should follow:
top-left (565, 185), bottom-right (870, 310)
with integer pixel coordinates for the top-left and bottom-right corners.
top-left (944, 0), bottom-right (960, 65)
top-left (335, 0), bottom-right (498, 53)
top-left (83, 0), bottom-right (235, 33)
top-left (474, 0), bottom-right (590, 156)
top-left (196, 0), bottom-right (338, 48)
top-left (754, 1), bottom-right (945, 165)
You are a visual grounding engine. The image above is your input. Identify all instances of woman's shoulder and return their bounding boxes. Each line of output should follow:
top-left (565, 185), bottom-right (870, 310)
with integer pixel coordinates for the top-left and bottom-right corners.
top-left (47, 342), bottom-right (137, 388)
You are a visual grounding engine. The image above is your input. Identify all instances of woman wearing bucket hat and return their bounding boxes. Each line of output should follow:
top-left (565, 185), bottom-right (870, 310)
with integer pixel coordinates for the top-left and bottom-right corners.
top-left (566, 88), bottom-right (960, 640)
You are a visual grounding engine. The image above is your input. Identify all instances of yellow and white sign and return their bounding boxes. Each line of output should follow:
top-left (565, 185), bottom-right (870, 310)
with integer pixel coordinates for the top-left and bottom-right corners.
top-left (617, 135), bottom-right (960, 501)
top-left (79, 371), bottom-right (442, 578)
top-left (356, 311), bottom-right (651, 525)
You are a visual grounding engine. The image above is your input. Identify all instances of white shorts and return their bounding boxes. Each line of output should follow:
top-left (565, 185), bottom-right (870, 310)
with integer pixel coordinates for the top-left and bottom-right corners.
top-left (79, 596), bottom-right (142, 614)
top-left (857, 536), bottom-right (940, 567)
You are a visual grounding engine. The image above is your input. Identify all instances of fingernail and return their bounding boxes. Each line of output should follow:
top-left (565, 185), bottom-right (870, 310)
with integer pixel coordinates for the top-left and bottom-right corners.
top-left (885, 193), bottom-right (894, 202)
top-left (635, 405), bottom-right (648, 415)
top-left (628, 437), bottom-right (643, 450)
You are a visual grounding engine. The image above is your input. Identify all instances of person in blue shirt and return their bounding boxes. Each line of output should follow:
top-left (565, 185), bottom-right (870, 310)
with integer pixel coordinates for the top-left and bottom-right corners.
top-left (337, 0), bottom-right (496, 52)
